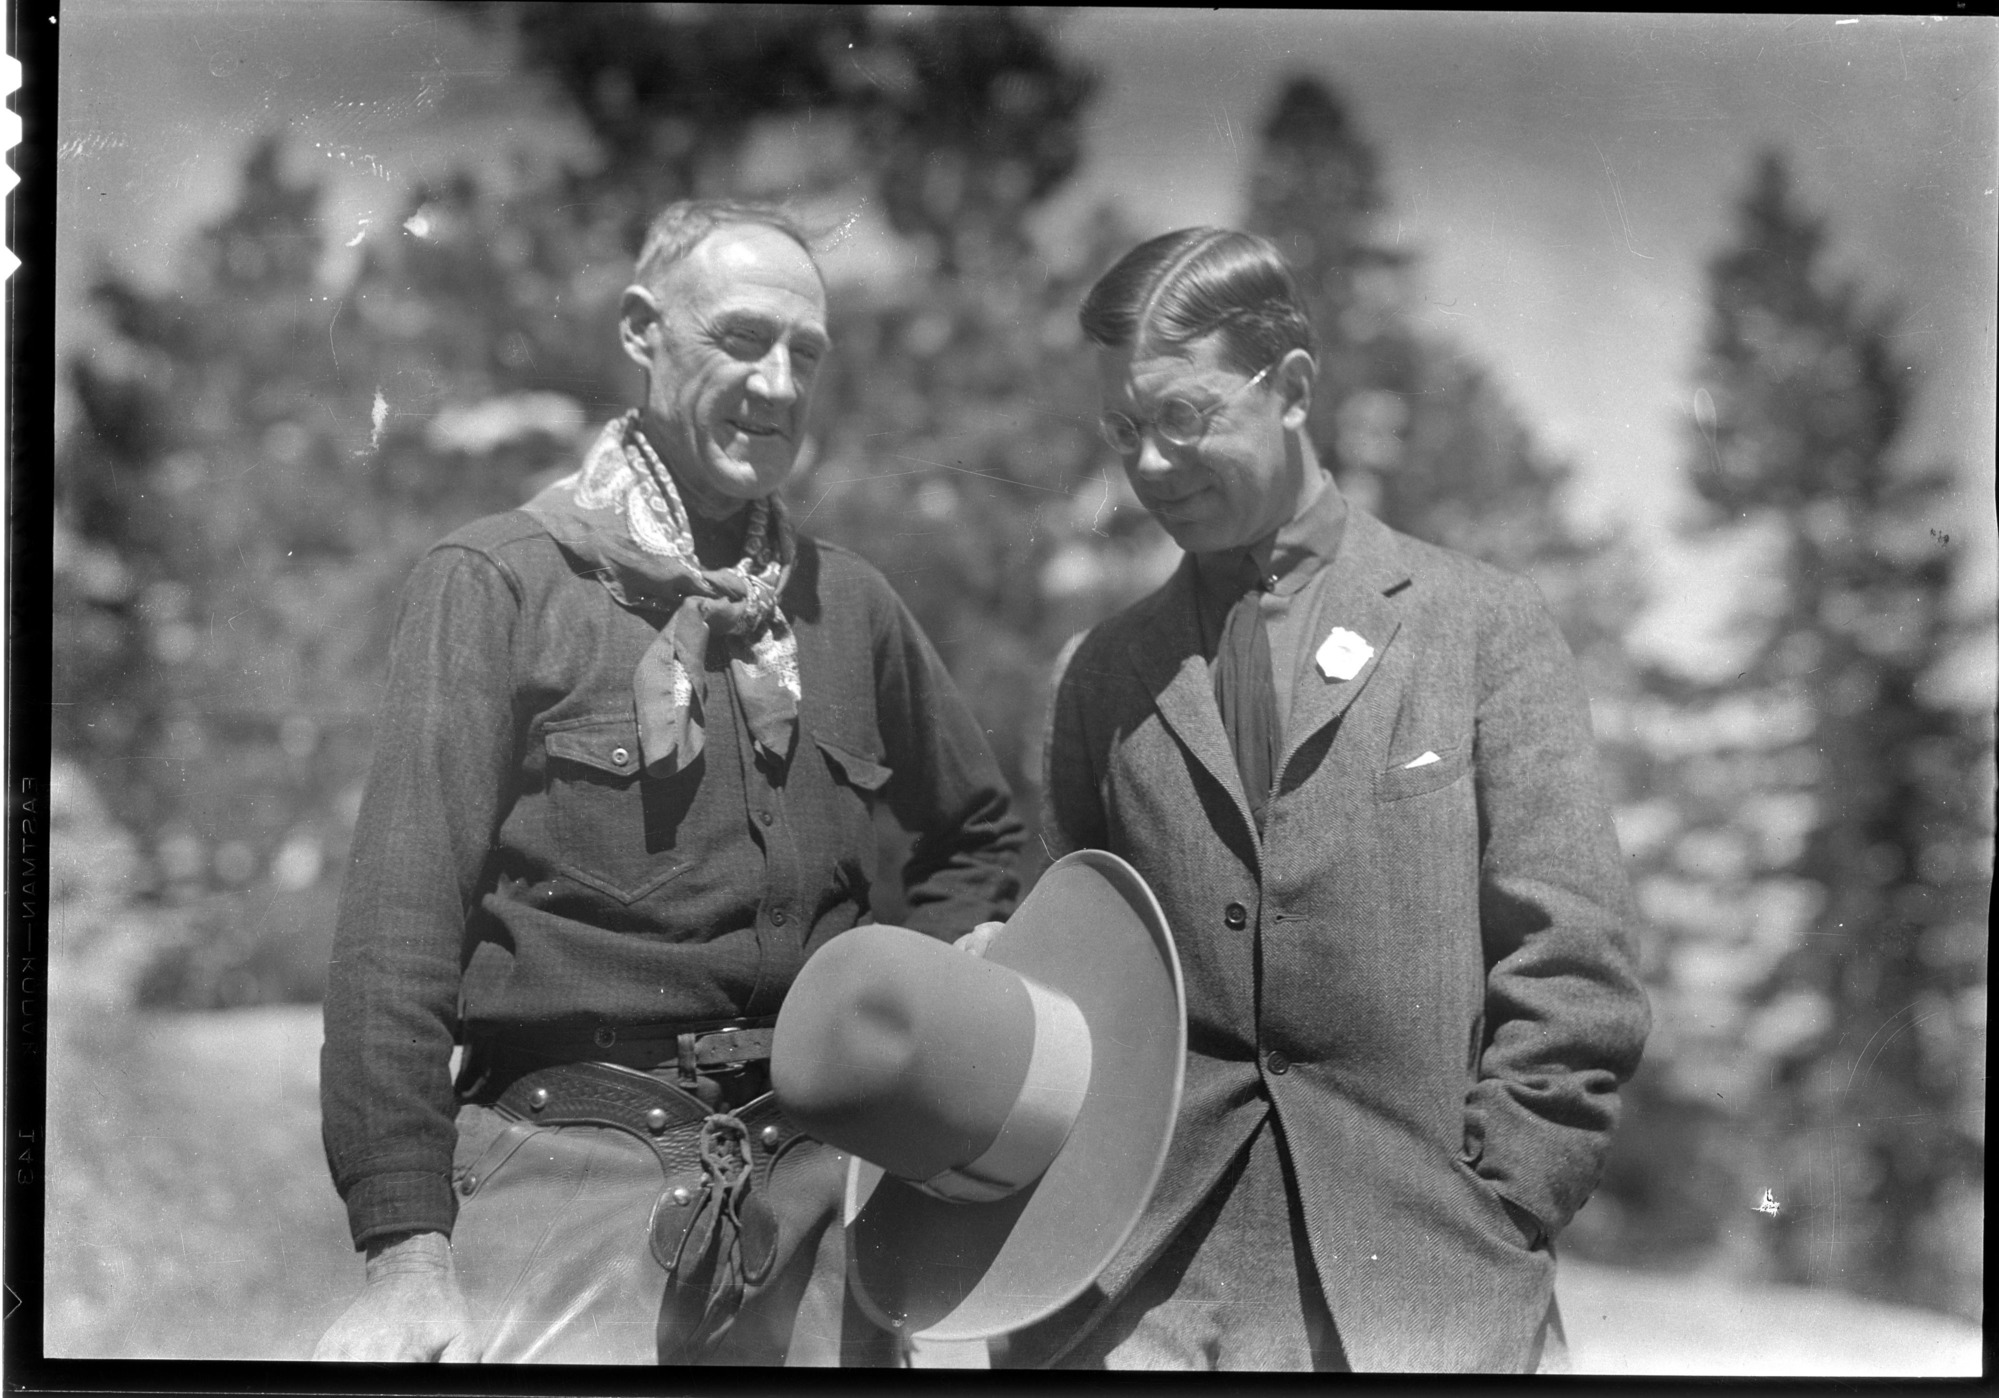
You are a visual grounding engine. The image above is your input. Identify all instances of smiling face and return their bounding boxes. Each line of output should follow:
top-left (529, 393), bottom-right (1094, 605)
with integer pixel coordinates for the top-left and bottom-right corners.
top-left (1096, 335), bottom-right (1316, 555)
top-left (620, 222), bottom-right (830, 516)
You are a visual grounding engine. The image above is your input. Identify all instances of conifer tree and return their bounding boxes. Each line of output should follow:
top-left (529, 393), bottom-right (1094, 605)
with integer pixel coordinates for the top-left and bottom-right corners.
top-left (1243, 76), bottom-right (1637, 651)
top-left (1620, 151), bottom-right (1987, 1316)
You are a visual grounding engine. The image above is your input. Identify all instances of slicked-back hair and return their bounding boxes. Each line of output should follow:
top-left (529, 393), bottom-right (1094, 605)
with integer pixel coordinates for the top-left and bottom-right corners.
top-left (633, 198), bottom-right (821, 294)
top-left (1079, 227), bottom-right (1316, 377)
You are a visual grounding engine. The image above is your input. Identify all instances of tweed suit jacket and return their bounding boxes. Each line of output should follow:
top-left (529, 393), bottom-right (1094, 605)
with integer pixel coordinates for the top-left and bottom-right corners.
top-left (1042, 505), bottom-right (1650, 1371)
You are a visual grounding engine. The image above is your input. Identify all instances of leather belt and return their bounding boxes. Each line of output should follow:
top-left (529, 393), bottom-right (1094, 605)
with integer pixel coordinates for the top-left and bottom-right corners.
top-left (465, 1018), bottom-right (776, 1090)
top-left (490, 1060), bottom-right (799, 1165)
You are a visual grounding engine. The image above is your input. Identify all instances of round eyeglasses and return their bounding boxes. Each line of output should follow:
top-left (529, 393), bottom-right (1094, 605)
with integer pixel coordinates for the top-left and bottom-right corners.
top-left (1098, 362), bottom-right (1277, 454)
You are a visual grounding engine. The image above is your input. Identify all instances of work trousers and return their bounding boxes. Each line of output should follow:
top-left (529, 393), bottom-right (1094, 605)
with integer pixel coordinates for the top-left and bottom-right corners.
top-left (1012, 1119), bottom-right (1571, 1373)
top-left (446, 1101), bottom-right (889, 1365)
top-left (1049, 1119), bottom-right (1348, 1370)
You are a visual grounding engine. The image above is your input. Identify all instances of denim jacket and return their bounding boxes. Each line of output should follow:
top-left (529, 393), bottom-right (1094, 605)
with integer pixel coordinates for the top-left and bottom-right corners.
top-left (321, 509), bottom-right (1023, 1246)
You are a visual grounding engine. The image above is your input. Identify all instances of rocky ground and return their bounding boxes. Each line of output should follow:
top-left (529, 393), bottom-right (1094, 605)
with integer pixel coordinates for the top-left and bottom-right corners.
top-left (39, 1002), bottom-right (1981, 1373)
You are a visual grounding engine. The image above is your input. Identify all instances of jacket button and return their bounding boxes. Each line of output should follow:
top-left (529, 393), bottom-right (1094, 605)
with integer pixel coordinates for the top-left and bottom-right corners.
top-left (758, 810), bottom-right (775, 827)
top-left (761, 1125), bottom-right (782, 1148)
top-left (1266, 1050), bottom-right (1290, 1075)
top-left (645, 1108), bottom-right (670, 1134)
top-left (1224, 902), bottom-right (1248, 929)
top-left (610, 746), bottom-right (630, 766)
top-left (769, 908), bottom-right (787, 926)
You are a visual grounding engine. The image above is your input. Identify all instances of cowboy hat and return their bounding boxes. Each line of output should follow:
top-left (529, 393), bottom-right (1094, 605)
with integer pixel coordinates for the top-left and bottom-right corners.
top-left (771, 849), bottom-right (1185, 1342)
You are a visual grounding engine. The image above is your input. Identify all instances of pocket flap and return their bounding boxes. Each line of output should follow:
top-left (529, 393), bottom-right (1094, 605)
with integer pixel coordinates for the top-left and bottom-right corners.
top-left (815, 735), bottom-right (893, 792)
top-left (545, 715), bottom-right (643, 777)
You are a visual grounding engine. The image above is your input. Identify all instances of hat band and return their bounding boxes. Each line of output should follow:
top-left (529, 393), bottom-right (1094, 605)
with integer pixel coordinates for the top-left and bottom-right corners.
top-left (916, 977), bottom-right (1094, 1203)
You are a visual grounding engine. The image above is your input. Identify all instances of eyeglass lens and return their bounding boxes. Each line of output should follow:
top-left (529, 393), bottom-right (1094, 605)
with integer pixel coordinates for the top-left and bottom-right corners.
top-left (1099, 364), bottom-right (1273, 453)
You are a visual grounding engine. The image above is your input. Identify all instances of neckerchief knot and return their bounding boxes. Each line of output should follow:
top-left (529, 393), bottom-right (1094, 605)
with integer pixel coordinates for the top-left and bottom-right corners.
top-left (523, 412), bottom-right (801, 772)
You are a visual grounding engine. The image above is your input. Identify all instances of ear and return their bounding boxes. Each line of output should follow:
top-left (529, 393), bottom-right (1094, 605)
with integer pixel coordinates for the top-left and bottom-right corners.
top-left (1276, 348), bottom-right (1316, 433)
top-left (619, 285), bottom-right (662, 371)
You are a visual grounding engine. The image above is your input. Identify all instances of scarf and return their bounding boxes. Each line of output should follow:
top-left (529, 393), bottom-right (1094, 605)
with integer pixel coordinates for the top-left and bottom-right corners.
top-left (522, 412), bottom-right (800, 773)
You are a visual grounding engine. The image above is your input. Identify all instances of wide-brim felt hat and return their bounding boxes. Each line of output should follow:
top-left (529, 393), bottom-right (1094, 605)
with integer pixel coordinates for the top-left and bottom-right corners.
top-left (771, 849), bottom-right (1185, 1343)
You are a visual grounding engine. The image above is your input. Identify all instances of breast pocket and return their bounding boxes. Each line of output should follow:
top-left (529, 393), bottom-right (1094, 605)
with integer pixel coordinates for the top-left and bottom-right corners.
top-left (814, 735), bottom-right (893, 803)
top-left (543, 713), bottom-right (690, 904)
top-left (811, 734), bottom-right (893, 895)
top-left (1374, 743), bottom-right (1468, 803)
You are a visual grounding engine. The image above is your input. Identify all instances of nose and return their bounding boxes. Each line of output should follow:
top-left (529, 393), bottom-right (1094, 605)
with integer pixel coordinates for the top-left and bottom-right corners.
top-left (748, 344), bottom-right (797, 407)
top-left (1130, 431), bottom-right (1176, 482)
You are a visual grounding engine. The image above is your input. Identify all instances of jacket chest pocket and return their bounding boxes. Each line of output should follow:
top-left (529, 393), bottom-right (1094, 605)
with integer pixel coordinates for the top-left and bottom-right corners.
top-left (1374, 743), bottom-right (1468, 803)
top-left (543, 714), bottom-right (691, 904)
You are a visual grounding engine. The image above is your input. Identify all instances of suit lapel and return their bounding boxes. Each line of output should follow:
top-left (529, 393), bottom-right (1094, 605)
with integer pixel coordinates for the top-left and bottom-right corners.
top-left (1280, 507), bottom-right (1412, 773)
top-left (1124, 560), bottom-right (1254, 833)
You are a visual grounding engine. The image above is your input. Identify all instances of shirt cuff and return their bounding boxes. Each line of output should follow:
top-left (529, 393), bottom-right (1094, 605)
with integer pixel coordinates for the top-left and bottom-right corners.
top-left (341, 1168), bottom-right (459, 1250)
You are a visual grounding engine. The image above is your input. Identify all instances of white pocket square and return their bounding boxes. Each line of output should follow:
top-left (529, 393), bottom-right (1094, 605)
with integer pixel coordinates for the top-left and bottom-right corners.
top-left (1401, 751), bottom-right (1441, 769)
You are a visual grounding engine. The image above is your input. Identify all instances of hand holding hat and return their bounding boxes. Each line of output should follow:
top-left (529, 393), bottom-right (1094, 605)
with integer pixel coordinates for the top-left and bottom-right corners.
top-left (953, 920), bottom-right (1004, 957)
top-left (772, 850), bottom-right (1186, 1344)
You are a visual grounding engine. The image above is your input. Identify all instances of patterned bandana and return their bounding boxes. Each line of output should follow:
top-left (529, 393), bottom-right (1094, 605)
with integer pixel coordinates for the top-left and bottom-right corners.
top-left (522, 411), bottom-right (801, 773)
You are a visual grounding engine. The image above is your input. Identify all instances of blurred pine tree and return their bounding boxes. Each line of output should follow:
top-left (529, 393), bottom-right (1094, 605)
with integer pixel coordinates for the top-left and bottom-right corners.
top-left (1611, 151), bottom-right (1988, 1318)
top-left (1243, 75), bottom-right (1644, 686)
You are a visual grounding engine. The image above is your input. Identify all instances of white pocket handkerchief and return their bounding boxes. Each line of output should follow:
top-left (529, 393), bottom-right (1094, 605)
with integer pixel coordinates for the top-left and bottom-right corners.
top-left (1401, 751), bottom-right (1441, 770)
top-left (1315, 627), bottom-right (1374, 682)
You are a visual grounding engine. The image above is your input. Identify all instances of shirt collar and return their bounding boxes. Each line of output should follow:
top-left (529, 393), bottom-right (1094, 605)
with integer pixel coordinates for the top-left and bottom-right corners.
top-left (1193, 471), bottom-right (1348, 602)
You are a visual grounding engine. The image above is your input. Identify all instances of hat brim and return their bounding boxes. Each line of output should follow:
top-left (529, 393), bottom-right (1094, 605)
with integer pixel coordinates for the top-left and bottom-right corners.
top-left (841, 849), bottom-right (1186, 1342)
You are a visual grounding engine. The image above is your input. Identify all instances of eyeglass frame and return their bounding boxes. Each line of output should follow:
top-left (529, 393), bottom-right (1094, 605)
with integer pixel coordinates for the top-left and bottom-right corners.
top-left (1097, 361), bottom-right (1279, 454)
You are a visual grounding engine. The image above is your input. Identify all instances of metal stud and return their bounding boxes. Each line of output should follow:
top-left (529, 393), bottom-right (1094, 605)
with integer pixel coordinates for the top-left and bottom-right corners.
top-left (645, 1107), bottom-right (670, 1134)
top-left (670, 1186), bottom-right (693, 1207)
top-left (459, 1174), bottom-right (479, 1195)
top-left (760, 1125), bottom-right (782, 1148)
top-left (611, 747), bottom-right (630, 766)
top-left (528, 1087), bottom-right (549, 1111)
top-left (594, 1026), bottom-right (617, 1049)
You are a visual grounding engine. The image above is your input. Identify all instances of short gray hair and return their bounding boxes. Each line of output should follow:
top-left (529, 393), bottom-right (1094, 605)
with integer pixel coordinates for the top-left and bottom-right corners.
top-left (633, 198), bottom-right (820, 291)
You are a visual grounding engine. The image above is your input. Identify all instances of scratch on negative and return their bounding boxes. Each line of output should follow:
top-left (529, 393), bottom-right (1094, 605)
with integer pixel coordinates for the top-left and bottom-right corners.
top-left (1841, 1004), bottom-right (1945, 1103)
top-left (1589, 135), bottom-right (1653, 261)
top-left (890, 454), bottom-right (1070, 496)
top-left (1088, 470), bottom-right (1115, 535)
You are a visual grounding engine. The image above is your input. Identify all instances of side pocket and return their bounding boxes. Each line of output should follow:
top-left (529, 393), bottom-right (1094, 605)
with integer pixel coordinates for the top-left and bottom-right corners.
top-left (454, 1115), bottom-right (545, 1201)
top-left (1450, 1155), bottom-right (1544, 1252)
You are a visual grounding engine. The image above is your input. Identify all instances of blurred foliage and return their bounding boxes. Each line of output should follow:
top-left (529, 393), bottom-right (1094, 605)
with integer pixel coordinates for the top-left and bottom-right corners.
top-left (50, 5), bottom-right (1127, 997)
top-left (1590, 152), bottom-right (1989, 1321)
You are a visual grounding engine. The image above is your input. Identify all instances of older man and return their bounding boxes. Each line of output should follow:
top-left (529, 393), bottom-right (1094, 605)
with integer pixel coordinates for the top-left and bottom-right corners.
top-left (314, 200), bottom-right (1021, 1365)
top-left (1003, 228), bottom-right (1648, 1372)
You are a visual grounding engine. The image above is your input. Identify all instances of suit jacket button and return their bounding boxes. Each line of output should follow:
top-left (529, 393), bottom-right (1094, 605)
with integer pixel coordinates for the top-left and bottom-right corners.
top-left (1266, 1050), bottom-right (1290, 1075)
top-left (1224, 902), bottom-right (1248, 929)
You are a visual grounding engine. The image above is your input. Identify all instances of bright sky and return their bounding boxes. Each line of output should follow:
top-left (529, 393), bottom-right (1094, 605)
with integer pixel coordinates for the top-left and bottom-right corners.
top-left (53, 6), bottom-right (1998, 694)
